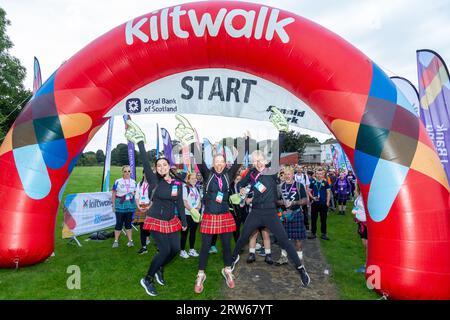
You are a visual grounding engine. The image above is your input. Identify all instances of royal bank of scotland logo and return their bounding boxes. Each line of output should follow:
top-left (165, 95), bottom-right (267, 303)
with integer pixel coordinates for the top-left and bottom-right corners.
top-left (126, 98), bottom-right (141, 113)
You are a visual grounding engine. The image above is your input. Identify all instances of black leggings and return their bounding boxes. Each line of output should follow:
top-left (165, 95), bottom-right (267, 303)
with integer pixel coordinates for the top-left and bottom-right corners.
top-left (146, 231), bottom-right (180, 277)
top-left (139, 223), bottom-right (150, 248)
top-left (311, 202), bottom-right (328, 235)
top-left (199, 232), bottom-right (233, 270)
top-left (232, 209), bottom-right (302, 267)
top-left (114, 211), bottom-right (133, 231)
top-left (181, 215), bottom-right (198, 250)
top-left (232, 204), bottom-right (246, 242)
top-left (302, 204), bottom-right (309, 228)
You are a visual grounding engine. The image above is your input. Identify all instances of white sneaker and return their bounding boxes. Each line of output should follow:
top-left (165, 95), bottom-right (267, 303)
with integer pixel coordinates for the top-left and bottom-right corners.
top-left (112, 241), bottom-right (119, 248)
top-left (188, 249), bottom-right (199, 257)
top-left (180, 250), bottom-right (189, 259)
top-left (127, 241), bottom-right (134, 247)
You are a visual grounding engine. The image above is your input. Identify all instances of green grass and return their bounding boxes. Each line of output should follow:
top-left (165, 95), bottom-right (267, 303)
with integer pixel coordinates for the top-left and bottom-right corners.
top-left (0, 166), bottom-right (225, 300)
top-left (320, 204), bottom-right (380, 300)
top-left (0, 166), bottom-right (377, 299)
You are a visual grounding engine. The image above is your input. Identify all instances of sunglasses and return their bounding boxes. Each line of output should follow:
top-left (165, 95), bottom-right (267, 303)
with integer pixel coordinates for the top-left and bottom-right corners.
top-left (123, 170), bottom-right (131, 173)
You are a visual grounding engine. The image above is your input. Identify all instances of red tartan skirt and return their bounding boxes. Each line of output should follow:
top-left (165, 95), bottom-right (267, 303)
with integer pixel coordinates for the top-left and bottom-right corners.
top-left (143, 216), bottom-right (182, 233)
top-left (200, 212), bottom-right (236, 234)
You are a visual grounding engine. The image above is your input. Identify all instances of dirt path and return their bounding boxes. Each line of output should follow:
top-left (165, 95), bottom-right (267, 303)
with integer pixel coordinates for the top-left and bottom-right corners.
top-left (222, 237), bottom-right (339, 300)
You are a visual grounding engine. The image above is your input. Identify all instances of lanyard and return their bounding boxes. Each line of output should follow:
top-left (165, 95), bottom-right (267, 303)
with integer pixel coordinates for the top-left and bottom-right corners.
top-left (250, 171), bottom-right (263, 183)
top-left (124, 179), bottom-right (131, 194)
top-left (190, 187), bottom-right (199, 202)
top-left (282, 182), bottom-right (296, 199)
top-left (214, 174), bottom-right (223, 191)
top-left (314, 180), bottom-right (324, 196)
top-left (141, 182), bottom-right (149, 197)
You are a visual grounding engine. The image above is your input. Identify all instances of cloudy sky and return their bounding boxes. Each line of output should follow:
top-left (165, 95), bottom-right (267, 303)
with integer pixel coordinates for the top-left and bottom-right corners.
top-left (2, 0), bottom-right (450, 151)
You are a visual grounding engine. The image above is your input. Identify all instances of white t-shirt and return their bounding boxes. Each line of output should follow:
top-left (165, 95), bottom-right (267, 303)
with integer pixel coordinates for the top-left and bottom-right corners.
top-left (294, 173), bottom-right (310, 187)
top-left (182, 184), bottom-right (201, 216)
top-left (135, 181), bottom-right (151, 205)
top-left (352, 195), bottom-right (366, 222)
top-left (113, 178), bottom-right (137, 198)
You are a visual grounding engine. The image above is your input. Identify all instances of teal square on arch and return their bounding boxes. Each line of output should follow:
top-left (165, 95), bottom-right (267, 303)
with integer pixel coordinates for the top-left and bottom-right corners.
top-left (355, 124), bottom-right (390, 159)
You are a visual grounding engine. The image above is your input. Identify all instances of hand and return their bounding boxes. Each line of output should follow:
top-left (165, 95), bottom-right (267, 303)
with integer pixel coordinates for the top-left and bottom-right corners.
top-left (182, 226), bottom-right (188, 231)
top-left (124, 120), bottom-right (146, 144)
top-left (175, 114), bottom-right (196, 145)
top-left (239, 188), bottom-right (247, 196)
top-left (269, 106), bottom-right (288, 132)
top-left (326, 202), bottom-right (330, 207)
top-left (284, 200), bottom-right (292, 208)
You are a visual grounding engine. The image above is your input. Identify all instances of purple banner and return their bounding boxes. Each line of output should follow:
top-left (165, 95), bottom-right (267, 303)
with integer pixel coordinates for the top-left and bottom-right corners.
top-left (161, 127), bottom-right (174, 166)
top-left (417, 49), bottom-right (450, 179)
top-left (123, 115), bottom-right (136, 180)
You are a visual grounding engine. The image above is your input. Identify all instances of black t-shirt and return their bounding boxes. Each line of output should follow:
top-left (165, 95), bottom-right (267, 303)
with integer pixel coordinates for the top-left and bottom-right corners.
top-left (237, 168), bottom-right (279, 208)
top-left (278, 181), bottom-right (307, 211)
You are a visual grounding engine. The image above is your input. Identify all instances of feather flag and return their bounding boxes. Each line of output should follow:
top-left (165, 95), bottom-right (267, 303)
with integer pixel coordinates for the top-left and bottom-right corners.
top-left (160, 127), bottom-right (175, 166)
top-left (391, 76), bottom-right (420, 117)
top-left (33, 57), bottom-right (42, 94)
top-left (417, 49), bottom-right (450, 179)
top-left (123, 115), bottom-right (136, 180)
top-left (101, 117), bottom-right (114, 191)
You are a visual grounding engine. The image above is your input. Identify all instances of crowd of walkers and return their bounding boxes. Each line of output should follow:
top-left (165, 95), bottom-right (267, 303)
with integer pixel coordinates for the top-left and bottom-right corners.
top-left (110, 107), bottom-right (367, 297)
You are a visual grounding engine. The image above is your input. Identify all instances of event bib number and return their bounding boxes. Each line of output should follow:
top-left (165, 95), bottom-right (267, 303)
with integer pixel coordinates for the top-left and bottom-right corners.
top-left (254, 182), bottom-right (267, 193)
top-left (171, 185), bottom-right (178, 197)
top-left (216, 192), bottom-right (224, 203)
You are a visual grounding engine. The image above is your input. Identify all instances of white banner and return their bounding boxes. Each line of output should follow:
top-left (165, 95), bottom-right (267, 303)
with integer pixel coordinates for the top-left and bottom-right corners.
top-left (62, 192), bottom-right (115, 238)
top-left (105, 68), bottom-right (330, 134)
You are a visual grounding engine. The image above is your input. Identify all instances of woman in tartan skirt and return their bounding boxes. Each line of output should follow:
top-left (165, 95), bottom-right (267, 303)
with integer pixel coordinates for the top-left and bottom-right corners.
top-left (125, 120), bottom-right (187, 297)
top-left (175, 115), bottom-right (242, 294)
top-left (275, 166), bottom-right (308, 266)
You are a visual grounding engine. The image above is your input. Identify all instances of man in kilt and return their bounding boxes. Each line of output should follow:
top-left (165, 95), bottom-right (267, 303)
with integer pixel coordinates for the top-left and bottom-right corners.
top-left (275, 165), bottom-right (308, 265)
top-left (175, 115), bottom-right (242, 294)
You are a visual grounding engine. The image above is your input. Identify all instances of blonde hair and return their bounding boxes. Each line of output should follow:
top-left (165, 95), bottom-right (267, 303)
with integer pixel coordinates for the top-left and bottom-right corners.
top-left (283, 165), bottom-right (295, 174)
top-left (122, 165), bottom-right (131, 172)
top-left (251, 150), bottom-right (266, 162)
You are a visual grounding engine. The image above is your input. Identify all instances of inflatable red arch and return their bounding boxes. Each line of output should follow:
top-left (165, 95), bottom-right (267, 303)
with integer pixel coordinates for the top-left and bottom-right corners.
top-left (0, 1), bottom-right (449, 299)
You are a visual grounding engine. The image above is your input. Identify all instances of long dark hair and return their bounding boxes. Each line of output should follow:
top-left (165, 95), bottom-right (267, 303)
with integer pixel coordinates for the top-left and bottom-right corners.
top-left (155, 158), bottom-right (189, 186)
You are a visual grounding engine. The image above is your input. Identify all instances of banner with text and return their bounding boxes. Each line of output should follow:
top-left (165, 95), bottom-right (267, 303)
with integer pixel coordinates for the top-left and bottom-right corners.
top-left (105, 68), bottom-right (330, 134)
top-left (62, 192), bottom-right (115, 239)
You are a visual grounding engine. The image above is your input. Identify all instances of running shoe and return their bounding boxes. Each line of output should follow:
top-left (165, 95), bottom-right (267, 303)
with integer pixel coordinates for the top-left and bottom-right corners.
top-left (275, 255), bottom-right (289, 266)
top-left (127, 240), bottom-right (134, 247)
top-left (112, 241), bottom-right (119, 248)
top-left (188, 249), bottom-right (199, 257)
top-left (194, 273), bottom-right (206, 294)
top-left (209, 246), bottom-right (218, 254)
top-left (155, 268), bottom-right (165, 286)
top-left (140, 276), bottom-right (158, 296)
top-left (246, 253), bottom-right (256, 263)
top-left (137, 247), bottom-right (148, 255)
top-left (297, 265), bottom-right (311, 287)
top-left (231, 254), bottom-right (240, 272)
top-left (221, 268), bottom-right (235, 289)
top-left (180, 250), bottom-right (190, 259)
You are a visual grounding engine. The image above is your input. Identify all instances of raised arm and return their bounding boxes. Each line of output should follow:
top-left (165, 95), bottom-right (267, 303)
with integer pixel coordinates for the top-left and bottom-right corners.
top-left (175, 114), bottom-right (210, 179)
top-left (124, 119), bottom-right (157, 190)
top-left (264, 106), bottom-right (288, 176)
top-left (136, 141), bottom-right (157, 189)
